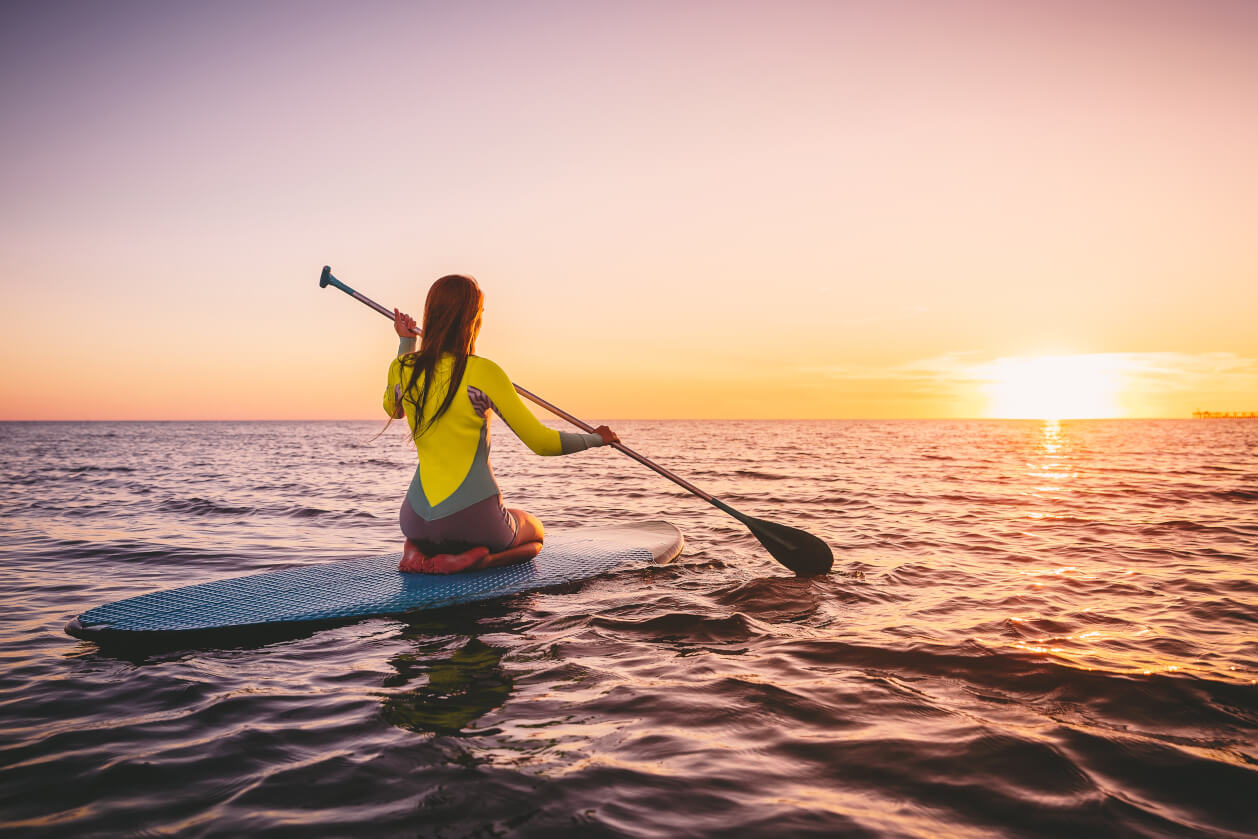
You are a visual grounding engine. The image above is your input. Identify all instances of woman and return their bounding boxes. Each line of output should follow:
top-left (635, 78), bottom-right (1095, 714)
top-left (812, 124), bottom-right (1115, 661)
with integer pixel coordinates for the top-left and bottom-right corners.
top-left (385, 274), bottom-right (618, 574)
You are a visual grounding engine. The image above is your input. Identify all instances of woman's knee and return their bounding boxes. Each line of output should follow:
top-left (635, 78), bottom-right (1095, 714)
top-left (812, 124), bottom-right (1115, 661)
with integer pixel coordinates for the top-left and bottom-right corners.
top-left (508, 509), bottom-right (544, 546)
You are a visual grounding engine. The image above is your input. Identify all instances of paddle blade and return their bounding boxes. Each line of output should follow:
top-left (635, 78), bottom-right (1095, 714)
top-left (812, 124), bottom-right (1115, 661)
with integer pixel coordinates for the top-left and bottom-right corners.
top-left (708, 498), bottom-right (832, 575)
top-left (745, 515), bottom-right (833, 575)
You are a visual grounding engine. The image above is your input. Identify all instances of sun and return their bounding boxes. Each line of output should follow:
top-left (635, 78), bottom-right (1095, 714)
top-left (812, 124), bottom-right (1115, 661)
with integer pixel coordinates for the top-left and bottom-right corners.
top-left (979, 354), bottom-right (1127, 419)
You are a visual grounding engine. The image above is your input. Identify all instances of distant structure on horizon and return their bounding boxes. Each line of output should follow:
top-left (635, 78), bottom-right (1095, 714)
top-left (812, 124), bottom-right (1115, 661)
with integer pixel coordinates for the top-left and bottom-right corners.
top-left (1192, 410), bottom-right (1258, 418)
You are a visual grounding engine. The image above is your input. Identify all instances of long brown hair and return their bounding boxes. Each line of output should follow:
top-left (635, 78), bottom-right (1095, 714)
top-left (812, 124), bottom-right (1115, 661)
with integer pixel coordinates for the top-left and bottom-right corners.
top-left (397, 274), bottom-right (483, 438)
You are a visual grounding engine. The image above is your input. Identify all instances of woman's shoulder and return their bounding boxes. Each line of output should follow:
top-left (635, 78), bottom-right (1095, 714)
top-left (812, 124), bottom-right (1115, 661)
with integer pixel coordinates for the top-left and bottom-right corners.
top-left (389, 352), bottom-right (417, 375)
top-left (467, 355), bottom-right (510, 382)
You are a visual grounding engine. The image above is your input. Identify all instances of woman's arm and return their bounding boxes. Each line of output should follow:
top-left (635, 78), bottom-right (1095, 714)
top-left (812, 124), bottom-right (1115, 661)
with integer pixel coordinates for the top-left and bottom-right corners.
top-left (383, 358), bottom-right (406, 419)
top-left (384, 310), bottom-right (418, 418)
top-left (473, 358), bottom-right (616, 455)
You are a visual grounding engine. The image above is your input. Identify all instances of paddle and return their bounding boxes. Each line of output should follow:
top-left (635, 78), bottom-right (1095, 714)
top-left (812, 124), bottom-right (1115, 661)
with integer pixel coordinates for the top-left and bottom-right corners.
top-left (319, 266), bottom-right (834, 575)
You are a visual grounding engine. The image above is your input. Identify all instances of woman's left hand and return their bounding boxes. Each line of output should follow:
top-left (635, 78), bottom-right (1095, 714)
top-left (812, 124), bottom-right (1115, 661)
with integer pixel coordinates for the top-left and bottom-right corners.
top-left (394, 308), bottom-right (419, 338)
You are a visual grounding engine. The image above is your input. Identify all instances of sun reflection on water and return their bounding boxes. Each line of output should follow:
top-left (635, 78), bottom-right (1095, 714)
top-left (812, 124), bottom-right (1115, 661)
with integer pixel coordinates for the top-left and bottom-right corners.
top-left (1000, 420), bottom-right (1217, 680)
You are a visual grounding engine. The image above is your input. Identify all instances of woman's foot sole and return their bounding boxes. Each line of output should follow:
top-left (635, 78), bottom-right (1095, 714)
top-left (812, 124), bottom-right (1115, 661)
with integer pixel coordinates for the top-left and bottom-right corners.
top-left (398, 541), bottom-right (542, 574)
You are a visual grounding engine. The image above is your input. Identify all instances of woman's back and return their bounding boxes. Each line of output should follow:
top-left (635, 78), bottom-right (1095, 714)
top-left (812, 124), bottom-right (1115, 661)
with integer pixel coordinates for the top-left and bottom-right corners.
top-left (385, 272), bottom-right (616, 574)
top-left (386, 352), bottom-right (603, 517)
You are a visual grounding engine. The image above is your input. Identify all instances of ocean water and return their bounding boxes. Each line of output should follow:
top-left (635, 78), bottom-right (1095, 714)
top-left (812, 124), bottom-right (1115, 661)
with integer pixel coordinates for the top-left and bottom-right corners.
top-left (1, 419), bottom-right (1256, 837)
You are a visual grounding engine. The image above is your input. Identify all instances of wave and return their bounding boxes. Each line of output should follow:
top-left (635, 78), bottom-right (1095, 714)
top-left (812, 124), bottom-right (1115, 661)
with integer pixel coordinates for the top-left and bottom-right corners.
top-left (1141, 519), bottom-right (1258, 537)
top-left (1205, 488), bottom-right (1258, 503)
top-left (153, 498), bottom-right (378, 520)
top-left (159, 497), bottom-right (255, 517)
top-left (278, 505), bottom-right (377, 520)
top-left (591, 611), bottom-right (766, 643)
top-left (65, 465), bottom-right (137, 474)
top-left (731, 469), bottom-right (790, 480)
top-left (771, 638), bottom-right (1258, 727)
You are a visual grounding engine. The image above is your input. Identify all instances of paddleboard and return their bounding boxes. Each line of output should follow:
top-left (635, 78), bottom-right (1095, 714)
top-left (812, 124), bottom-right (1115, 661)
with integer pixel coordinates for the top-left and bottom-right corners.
top-left (66, 521), bottom-right (683, 643)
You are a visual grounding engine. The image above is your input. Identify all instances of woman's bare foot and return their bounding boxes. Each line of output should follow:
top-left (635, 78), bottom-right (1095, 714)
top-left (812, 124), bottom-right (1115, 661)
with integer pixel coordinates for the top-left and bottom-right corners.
top-left (423, 546), bottom-right (491, 574)
top-left (400, 542), bottom-right (492, 574)
top-left (480, 541), bottom-right (542, 569)
top-left (398, 539), bottom-right (427, 573)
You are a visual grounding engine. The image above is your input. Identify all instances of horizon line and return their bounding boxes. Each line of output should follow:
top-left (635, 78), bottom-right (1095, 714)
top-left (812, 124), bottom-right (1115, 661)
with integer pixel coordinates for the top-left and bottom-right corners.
top-left (0, 416), bottom-right (1228, 423)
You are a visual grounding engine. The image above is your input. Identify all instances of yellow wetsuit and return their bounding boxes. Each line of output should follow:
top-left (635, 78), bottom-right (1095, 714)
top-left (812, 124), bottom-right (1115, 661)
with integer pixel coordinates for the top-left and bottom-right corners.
top-left (384, 337), bottom-right (605, 521)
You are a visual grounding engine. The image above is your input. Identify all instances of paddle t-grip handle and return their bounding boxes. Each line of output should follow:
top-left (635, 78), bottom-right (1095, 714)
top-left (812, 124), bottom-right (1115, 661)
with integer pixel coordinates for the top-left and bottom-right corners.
top-left (320, 266), bottom-right (394, 319)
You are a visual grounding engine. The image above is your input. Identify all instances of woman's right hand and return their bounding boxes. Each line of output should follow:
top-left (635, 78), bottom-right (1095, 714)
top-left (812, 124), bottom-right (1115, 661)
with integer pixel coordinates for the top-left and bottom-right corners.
top-left (594, 425), bottom-right (619, 446)
top-left (394, 308), bottom-right (419, 338)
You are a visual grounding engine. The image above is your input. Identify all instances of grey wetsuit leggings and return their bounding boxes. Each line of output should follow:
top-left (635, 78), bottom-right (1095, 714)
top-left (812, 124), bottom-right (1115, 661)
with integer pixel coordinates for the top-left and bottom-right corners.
top-left (399, 494), bottom-right (519, 553)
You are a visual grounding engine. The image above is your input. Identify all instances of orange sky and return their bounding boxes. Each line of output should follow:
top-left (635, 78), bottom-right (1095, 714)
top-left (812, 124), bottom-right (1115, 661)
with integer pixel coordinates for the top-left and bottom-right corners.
top-left (2, 1), bottom-right (1256, 420)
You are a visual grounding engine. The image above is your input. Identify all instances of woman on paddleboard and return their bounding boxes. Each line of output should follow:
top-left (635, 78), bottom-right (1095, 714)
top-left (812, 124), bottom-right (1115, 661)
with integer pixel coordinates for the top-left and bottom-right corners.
top-left (386, 274), bottom-right (618, 574)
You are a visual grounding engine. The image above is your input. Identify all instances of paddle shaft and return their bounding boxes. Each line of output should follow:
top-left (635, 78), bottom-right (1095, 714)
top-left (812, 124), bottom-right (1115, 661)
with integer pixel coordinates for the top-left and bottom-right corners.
top-left (319, 268), bottom-right (718, 504)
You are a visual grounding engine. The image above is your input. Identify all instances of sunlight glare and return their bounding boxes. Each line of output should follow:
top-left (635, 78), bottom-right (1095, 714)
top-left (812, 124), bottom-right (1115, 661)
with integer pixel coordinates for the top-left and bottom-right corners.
top-left (979, 355), bottom-right (1127, 419)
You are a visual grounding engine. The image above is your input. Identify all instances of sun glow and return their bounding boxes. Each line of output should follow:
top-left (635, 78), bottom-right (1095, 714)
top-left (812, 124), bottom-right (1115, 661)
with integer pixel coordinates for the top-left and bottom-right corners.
top-left (979, 355), bottom-right (1128, 419)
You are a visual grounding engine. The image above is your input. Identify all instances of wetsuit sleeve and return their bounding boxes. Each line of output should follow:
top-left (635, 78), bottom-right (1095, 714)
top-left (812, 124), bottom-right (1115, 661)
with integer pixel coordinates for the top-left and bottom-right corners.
top-left (383, 339), bottom-right (417, 418)
top-left (475, 359), bottom-right (605, 455)
top-left (379, 357), bottom-right (405, 417)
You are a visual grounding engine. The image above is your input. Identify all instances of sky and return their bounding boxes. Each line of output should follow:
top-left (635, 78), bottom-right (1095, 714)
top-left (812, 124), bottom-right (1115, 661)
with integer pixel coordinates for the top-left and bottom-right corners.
top-left (2, 0), bottom-right (1256, 420)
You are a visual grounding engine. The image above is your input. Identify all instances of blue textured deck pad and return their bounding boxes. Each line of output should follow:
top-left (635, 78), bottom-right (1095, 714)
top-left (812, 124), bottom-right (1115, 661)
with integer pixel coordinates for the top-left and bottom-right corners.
top-left (73, 522), bottom-right (682, 635)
